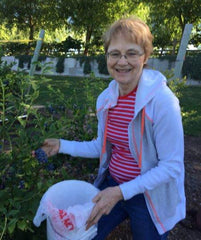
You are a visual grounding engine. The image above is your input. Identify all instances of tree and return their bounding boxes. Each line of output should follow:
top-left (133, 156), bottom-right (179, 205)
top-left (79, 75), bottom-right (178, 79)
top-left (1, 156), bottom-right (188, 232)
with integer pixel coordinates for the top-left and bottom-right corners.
top-left (146, 0), bottom-right (201, 52)
top-left (58, 0), bottom-right (138, 55)
top-left (190, 24), bottom-right (201, 48)
top-left (0, 0), bottom-right (62, 41)
top-left (147, 0), bottom-right (201, 32)
top-left (61, 36), bottom-right (82, 54)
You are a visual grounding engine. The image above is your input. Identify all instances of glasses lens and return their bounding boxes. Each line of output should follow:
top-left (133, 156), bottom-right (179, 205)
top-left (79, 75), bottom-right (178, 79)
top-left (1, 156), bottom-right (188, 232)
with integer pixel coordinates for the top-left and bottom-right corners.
top-left (107, 51), bottom-right (144, 61)
top-left (109, 52), bottom-right (121, 59)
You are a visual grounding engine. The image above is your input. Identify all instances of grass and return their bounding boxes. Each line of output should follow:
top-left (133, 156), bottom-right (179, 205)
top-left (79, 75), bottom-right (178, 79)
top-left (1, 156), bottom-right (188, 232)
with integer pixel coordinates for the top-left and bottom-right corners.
top-left (179, 86), bottom-right (201, 136)
top-left (34, 75), bottom-right (201, 137)
top-left (34, 75), bottom-right (109, 107)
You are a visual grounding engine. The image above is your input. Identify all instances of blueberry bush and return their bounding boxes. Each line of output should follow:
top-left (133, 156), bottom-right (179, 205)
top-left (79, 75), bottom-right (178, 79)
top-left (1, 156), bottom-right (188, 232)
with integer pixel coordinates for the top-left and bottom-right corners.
top-left (0, 55), bottom-right (104, 239)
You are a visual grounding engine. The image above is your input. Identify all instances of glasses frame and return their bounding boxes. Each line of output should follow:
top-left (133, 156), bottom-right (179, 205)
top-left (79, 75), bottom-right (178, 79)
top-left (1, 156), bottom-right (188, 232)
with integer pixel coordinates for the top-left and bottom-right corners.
top-left (106, 50), bottom-right (144, 62)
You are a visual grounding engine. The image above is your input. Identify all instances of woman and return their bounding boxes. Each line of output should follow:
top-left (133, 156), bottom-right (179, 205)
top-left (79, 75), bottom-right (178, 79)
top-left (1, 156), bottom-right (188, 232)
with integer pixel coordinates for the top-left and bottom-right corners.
top-left (33, 17), bottom-right (185, 239)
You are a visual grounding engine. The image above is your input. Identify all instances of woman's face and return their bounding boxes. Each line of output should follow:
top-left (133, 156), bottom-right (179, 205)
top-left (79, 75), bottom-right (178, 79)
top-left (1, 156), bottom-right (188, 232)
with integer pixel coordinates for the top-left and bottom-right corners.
top-left (107, 33), bottom-right (147, 96)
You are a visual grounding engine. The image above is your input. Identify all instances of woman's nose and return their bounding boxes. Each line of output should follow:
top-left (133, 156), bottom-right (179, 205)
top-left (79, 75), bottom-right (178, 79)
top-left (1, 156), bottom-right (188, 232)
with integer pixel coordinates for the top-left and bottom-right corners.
top-left (117, 55), bottom-right (128, 64)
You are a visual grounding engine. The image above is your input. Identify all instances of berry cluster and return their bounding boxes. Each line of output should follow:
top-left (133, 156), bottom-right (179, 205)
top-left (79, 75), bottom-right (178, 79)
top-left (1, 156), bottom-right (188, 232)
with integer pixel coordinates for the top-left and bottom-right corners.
top-left (35, 148), bottom-right (48, 163)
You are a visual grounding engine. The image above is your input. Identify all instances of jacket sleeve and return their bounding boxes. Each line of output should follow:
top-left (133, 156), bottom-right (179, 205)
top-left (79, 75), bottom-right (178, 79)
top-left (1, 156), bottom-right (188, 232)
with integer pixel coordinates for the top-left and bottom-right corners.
top-left (59, 138), bottom-right (101, 158)
top-left (120, 87), bottom-right (184, 200)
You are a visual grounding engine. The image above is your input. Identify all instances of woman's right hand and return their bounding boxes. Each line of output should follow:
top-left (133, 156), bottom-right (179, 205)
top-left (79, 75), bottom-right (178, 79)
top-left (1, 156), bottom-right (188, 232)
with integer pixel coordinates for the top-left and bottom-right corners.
top-left (32, 138), bottom-right (60, 158)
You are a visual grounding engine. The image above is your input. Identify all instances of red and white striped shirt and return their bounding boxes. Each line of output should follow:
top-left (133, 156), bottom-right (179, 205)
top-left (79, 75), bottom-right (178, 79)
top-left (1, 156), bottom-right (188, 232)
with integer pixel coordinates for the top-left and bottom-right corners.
top-left (107, 87), bottom-right (141, 184)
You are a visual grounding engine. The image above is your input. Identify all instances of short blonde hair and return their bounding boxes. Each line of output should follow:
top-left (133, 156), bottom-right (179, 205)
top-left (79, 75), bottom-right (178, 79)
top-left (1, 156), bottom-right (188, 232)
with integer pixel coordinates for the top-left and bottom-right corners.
top-left (103, 17), bottom-right (154, 59)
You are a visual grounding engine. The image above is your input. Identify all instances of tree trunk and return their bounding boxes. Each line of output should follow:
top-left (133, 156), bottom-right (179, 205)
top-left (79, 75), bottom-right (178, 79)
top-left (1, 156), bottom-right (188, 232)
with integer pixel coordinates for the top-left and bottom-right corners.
top-left (84, 27), bottom-right (93, 56)
top-left (178, 14), bottom-right (185, 35)
top-left (27, 16), bottom-right (34, 54)
top-left (172, 38), bottom-right (178, 55)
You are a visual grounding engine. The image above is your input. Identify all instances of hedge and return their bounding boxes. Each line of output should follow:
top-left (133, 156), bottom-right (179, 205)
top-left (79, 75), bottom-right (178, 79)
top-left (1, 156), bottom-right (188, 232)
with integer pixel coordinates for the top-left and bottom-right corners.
top-left (182, 53), bottom-right (201, 80)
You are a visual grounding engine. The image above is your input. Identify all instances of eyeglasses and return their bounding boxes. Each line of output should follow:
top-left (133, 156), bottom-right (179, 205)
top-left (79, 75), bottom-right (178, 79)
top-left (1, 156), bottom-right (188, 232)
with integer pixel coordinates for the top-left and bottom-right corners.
top-left (107, 50), bottom-right (144, 61)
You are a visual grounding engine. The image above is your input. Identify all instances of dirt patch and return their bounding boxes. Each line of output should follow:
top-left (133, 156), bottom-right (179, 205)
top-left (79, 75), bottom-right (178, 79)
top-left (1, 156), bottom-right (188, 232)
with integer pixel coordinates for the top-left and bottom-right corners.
top-left (105, 135), bottom-right (201, 240)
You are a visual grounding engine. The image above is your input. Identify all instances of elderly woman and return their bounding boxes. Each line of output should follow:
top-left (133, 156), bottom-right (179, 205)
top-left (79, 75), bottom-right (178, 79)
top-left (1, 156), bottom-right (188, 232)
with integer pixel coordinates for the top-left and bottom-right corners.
top-left (33, 17), bottom-right (185, 240)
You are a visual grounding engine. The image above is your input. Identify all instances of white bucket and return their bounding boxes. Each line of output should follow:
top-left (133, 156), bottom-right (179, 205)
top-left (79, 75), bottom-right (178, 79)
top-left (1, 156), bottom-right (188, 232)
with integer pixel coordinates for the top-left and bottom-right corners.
top-left (33, 180), bottom-right (99, 240)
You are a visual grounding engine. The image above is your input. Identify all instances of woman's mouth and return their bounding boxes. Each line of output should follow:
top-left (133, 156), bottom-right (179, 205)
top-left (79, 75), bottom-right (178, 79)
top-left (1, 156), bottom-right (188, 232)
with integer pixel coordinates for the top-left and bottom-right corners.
top-left (116, 68), bottom-right (131, 73)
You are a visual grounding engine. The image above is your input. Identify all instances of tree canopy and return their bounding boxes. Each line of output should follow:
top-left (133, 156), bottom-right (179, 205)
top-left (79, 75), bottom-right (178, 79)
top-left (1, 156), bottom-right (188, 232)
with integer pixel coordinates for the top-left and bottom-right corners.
top-left (0, 0), bottom-right (62, 40)
top-left (57, 0), bottom-right (138, 54)
top-left (0, 0), bottom-right (200, 55)
top-left (147, 0), bottom-right (201, 52)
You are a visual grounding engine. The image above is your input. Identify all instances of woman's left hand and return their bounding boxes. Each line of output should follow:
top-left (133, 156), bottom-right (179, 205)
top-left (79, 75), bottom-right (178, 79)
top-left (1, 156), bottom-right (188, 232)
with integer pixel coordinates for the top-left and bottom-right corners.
top-left (86, 186), bottom-right (123, 230)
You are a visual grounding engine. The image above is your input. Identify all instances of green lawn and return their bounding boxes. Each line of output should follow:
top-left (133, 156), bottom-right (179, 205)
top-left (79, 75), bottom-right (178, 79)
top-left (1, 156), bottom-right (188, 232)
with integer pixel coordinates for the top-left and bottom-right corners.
top-left (179, 86), bottom-right (201, 136)
top-left (34, 75), bottom-right (109, 106)
top-left (34, 75), bottom-right (201, 137)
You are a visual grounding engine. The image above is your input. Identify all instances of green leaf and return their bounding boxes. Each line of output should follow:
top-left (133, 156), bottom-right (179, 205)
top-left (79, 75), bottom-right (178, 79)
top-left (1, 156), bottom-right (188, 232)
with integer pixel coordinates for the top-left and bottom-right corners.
top-left (8, 218), bottom-right (17, 234)
top-left (0, 207), bottom-right (7, 215)
top-left (17, 219), bottom-right (27, 231)
top-left (8, 210), bottom-right (20, 217)
top-left (17, 117), bottom-right (26, 127)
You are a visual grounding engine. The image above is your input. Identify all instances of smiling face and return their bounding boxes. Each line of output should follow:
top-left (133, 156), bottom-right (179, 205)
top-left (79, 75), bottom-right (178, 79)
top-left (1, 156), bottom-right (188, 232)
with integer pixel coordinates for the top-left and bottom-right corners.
top-left (107, 33), bottom-right (147, 96)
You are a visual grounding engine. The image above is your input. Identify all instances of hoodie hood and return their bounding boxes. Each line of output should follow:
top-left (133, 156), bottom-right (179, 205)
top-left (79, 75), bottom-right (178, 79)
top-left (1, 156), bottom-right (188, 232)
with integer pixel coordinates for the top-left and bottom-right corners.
top-left (97, 68), bottom-right (167, 117)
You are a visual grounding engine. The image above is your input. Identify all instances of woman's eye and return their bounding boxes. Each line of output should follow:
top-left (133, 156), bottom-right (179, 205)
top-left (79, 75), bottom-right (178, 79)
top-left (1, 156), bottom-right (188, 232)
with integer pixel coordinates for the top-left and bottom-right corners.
top-left (127, 52), bottom-right (137, 57)
top-left (111, 52), bottom-right (120, 57)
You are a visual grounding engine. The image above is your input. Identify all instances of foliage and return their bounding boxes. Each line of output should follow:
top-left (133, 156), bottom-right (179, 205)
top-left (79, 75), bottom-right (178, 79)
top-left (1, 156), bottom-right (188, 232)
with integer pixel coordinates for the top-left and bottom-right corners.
top-left (83, 58), bottom-right (92, 75)
top-left (179, 86), bottom-right (201, 136)
top-left (148, 0), bottom-right (201, 52)
top-left (0, 0), bottom-right (200, 56)
top-left (56, 56), bottom-right (65, 73)
top-left (78, 56), bottom-right (92, 75)
top-left (0, 60), bottom-right (47, 238)
top-left (78, 55), bottom-right (109, 75)
top-left (190, 24), bottom-right (201, 47)
top-left (182, 52), bottom-right (201, 80)
top-left (0, 0), bottom-right (62, 42)
top-left (0, 42), bottom-right (35, 56)
top-left (160, 70), bottom-right (201, 136)
top-left (0, 56), bottom-right (100, 239)
top-left (0, 23), bottom-right (28, 41)
top-left (16, 55), bottom-right (32, 69)
top-left (15, 55), bottom-right (47, 71)
top-left (57, 0), bottom-right (136, 55)
top-left (164, 70), bottom-right (187, 98)
top-left (96, 54), bottom-right (109, 75)
top-left (61, 36), bottom-right (82, 54)
top-left (148, 0), bottom-right (201, 32)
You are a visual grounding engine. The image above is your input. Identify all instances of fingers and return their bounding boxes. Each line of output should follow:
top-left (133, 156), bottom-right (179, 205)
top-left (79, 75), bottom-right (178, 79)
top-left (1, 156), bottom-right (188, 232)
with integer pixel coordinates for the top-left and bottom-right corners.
top-left (31, 150), bottom-right (36, 157)
top-left (31, 139), bottom-right (60, 158)
top-left (86, 187), bottom-right (123, 230)
top-left (86, 198), bottom-right (106, 230)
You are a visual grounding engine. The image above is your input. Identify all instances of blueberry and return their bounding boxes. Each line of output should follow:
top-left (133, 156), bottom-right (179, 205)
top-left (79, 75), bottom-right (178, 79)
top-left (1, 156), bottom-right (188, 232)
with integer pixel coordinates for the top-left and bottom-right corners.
top-left (19, 180), bottom-right (25, 189)
top-left (46, 163), bottom-right (55, 171)
top-left (0, 183), bottom-right (5, 189)
top-left (3, 80), bottom-right (9, 86)
top-left (35, 148), bottom-right (48, 163)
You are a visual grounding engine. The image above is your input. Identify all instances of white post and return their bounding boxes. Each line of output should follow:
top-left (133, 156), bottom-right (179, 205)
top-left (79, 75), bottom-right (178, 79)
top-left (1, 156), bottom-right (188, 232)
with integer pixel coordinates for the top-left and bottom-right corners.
top-left (29, 29), bottom-right (45, 76)
top-left (174, 24), bottom-right (193, 79)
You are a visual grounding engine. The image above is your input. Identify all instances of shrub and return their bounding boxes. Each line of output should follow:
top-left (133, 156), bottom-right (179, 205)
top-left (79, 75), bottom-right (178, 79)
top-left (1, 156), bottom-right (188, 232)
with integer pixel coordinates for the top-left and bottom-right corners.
top-left (78, 56), bottom-right (92, 75)
top-left (16, 55), bottom-right (32, 69)
top-left (78, 55), bottom-right (109, 75)
top-left (163, 69), bottom-right (187, 98)
top-left (83, 58), bottom-right (92, 74)
top-left (0, 56), bottom-right (100, 239)
top-left (182, 53), bottom-right (201, 80)
top-left (56, 56), bottom-right (65, 73)
top-left (0, 42), bottom-right (35, 56)
top-left (35, 56), bottom-right (47, 71)
top-left (96, 54), bottom-right (109, 75)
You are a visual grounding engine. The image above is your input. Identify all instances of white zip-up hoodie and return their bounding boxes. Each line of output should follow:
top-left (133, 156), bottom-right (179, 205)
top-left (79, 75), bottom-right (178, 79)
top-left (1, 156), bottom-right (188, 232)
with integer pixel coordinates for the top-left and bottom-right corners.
top-left (59, 68), bottom-right (186, 234)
